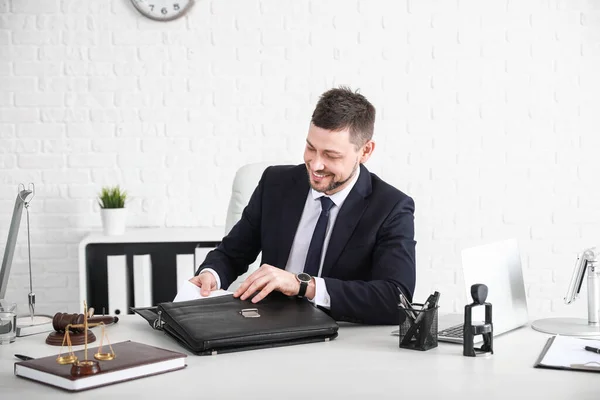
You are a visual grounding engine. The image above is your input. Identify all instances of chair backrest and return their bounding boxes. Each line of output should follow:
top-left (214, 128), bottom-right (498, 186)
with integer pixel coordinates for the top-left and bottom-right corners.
top-left (224, 161), bottom-right (297, 290)
top-left (225, 162), bottom-right (273, 234)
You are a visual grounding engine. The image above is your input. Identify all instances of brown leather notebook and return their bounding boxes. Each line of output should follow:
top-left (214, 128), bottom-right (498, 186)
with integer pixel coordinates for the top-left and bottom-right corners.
top-left (14, 340), bottom-right (187, 392)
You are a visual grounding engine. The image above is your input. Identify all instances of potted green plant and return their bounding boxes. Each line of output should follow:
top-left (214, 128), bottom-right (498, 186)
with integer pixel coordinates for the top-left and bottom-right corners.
top-left (98, 186), bottom-right (127, 235)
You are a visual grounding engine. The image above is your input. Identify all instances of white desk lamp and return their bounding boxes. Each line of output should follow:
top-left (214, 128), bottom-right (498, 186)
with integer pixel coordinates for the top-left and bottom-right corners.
top-left (532, 247), bottom-right (600, 336)
top-left (0, 184), bottom-right (53, 336)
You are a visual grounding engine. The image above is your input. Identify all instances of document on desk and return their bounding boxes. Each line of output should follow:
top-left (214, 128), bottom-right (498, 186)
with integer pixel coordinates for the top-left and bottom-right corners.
top-left (535, 335), bottom-right (600, 372)
top-left (173, 280), bottom-right (233, 303)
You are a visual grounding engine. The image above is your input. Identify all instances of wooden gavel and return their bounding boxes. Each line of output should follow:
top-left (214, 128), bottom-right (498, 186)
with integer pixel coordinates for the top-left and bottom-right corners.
top-left (52, 313), bottom-right (119, 333)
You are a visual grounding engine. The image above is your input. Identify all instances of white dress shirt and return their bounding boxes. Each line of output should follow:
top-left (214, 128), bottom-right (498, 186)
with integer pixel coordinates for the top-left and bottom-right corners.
top-left (203, 167), bottom-right (361, 310)
top-left (284, 167), bottom-right (360, 309)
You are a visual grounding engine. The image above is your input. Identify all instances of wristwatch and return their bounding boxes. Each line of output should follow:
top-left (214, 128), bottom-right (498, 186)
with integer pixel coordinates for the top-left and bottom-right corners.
top-left (296, 273), bottom-right (311, 298)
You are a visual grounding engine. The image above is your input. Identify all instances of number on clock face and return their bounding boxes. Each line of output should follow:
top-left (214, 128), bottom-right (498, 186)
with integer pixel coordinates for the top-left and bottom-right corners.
top-left (131, 0), bottom-right (193, 21)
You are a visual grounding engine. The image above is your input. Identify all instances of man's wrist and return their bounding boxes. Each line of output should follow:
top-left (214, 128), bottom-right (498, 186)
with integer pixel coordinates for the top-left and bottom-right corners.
top-left (199, 268), bottom-right (221, 290)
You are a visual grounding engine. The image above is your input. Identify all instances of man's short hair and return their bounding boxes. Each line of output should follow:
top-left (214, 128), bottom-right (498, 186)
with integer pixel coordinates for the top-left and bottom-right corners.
top-left (311, 86), bottom-right (376, 148)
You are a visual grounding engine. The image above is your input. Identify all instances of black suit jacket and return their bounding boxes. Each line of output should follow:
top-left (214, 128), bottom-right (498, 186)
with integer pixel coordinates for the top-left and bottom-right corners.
top-left (198, 164), bottom-right (416, 325)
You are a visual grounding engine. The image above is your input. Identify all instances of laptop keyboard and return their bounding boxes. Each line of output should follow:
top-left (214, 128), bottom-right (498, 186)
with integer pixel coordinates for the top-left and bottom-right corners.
top-left (439, 324), bottom-right (463, 339)
top-left (393, 323), bottom-right (465, 343)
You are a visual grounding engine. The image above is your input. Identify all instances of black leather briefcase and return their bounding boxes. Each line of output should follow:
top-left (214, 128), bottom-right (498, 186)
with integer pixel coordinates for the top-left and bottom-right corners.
top-left (132, 292), bottom-right (339, 355)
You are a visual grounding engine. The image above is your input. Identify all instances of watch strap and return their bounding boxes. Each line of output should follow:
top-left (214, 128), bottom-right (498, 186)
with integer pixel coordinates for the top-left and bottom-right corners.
top-left (298, 280), bottom-right (308, 298)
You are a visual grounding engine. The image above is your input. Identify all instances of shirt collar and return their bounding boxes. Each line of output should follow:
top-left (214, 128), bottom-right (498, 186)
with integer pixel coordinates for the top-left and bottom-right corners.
top-left (310, 165), bottom-right (361, 208)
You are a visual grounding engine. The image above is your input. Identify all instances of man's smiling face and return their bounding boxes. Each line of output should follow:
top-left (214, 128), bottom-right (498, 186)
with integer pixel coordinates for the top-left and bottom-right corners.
top-left (303, 123), bottom-right (374, 195)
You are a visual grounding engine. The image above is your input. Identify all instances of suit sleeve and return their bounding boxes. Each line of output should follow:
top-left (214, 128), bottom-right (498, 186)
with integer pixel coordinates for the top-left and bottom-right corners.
top-left (322, 196), bottom-right (416, 325)
top-left (195, 168), bottom-right (268, 289)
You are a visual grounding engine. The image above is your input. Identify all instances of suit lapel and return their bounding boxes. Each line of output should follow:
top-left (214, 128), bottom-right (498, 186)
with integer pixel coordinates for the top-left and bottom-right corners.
top-left (321, 164), bottom-right (372, 277)
top-left (276, 167), bottom-right (310, 269)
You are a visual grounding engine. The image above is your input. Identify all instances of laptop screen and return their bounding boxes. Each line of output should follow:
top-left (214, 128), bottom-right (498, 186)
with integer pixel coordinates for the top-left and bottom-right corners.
top-left (460, 238), bottom-right (529, 335)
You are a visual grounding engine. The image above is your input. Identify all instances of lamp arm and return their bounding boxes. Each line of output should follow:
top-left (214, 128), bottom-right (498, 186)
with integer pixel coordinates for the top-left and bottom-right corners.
top-left (564, 247), bottom-right (600, 325)
top-left (587, 259), bottom-right (600, 325)
top-left (0, 189), bottom-right (32, 299)
top-left (564, 247), bottom-right (600, 305)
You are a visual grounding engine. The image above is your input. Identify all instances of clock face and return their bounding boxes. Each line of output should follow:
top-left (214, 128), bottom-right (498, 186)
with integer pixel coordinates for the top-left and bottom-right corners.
top-left (131, 0), bottom-right (193, 21)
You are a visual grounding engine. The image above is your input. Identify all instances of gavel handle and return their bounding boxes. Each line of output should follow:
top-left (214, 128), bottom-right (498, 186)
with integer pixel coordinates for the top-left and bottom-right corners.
top-left (88, 316), bottom-right (119, 325)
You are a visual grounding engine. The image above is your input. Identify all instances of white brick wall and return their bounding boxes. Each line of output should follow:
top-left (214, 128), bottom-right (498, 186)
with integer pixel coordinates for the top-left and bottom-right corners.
top-left (1, 0), bottom-right (599, 317)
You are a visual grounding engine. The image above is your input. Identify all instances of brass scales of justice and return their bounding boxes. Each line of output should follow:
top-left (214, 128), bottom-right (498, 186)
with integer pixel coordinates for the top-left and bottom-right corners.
top-left (53, 301), bottom-right (116, 376)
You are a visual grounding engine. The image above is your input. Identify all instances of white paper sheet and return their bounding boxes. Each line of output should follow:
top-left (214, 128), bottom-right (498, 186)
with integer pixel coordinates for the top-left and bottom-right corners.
top-left (173, 280), bottom-right (233, 303)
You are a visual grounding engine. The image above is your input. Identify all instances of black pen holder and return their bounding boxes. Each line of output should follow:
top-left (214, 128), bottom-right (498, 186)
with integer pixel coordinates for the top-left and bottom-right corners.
top-left (398, 304), bottom-right (438, 351)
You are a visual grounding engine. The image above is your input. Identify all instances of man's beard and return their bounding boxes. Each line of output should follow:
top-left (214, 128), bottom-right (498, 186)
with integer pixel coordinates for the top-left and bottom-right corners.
top-left (308, 160), bottom-right (359, 194)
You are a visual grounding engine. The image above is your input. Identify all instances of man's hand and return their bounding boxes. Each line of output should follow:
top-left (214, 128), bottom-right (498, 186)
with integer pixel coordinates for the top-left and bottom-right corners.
top-left (189, 271), bottom-right (217, 296)
top-left (233, 264), bottom-right (311, 303)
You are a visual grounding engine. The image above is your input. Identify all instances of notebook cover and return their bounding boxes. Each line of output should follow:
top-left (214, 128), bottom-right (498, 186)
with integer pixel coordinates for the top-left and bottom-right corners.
top-left (14, 340), bottom-right (187, 391)
top-left (157, 292), bottom-right (339, 354)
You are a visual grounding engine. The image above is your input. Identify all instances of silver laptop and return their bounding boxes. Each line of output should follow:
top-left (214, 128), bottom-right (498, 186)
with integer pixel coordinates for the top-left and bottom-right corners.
top-left (437, 238), bottom-right (529, 344)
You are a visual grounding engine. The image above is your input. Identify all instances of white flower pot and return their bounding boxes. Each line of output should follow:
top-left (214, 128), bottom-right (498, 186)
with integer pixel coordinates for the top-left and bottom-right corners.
top-left (100, 208), bottom-right (127, 236)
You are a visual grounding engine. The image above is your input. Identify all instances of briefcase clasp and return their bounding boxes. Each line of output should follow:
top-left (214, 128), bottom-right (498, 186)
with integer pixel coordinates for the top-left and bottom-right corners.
top-left (153, 310), bottom-right (165, 330)
top-left (239, 308), bottom-right (260, 318)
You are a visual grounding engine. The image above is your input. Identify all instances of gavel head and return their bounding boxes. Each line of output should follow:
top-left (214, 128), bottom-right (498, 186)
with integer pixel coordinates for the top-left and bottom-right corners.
top-left (52, 313), bottom-right (86, 333)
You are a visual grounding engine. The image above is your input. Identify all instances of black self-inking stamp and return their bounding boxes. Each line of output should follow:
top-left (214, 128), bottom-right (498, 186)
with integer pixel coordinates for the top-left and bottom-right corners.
top-left (463, 283), bottom-right (493, 357)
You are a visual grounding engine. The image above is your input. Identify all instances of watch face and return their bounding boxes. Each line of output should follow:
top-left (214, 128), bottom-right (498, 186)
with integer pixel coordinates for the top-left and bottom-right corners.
top-left (131, 0), bottom-right (193, 21)
top-left (297, 273), bottom-right (311, 283)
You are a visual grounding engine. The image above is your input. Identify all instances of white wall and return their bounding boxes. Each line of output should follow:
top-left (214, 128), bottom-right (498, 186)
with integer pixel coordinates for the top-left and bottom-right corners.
top-left (1, 0), bottom-right (599, 317)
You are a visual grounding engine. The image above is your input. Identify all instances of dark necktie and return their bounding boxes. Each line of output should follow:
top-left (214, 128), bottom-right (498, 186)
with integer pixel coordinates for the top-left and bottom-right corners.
top-left (303, 196), bottom-right (335, 277)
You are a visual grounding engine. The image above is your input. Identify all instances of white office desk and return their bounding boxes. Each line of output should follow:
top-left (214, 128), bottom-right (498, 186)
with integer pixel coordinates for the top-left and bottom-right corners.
top-left (1, 316), bottom-right (599, 400)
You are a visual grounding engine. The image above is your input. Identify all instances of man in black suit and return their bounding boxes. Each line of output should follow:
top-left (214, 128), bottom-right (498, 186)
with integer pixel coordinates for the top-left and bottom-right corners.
top-left (191, 87), bottom-right (416, 325)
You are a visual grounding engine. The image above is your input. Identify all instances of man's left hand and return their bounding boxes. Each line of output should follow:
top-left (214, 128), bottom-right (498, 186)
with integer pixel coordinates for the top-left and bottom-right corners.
top-left (233, 264), bottom-right (301, 303)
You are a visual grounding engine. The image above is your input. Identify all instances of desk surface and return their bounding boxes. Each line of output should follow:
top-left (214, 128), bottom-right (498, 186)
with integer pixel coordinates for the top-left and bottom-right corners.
top-left (1, 316), bottom-right (599, 400)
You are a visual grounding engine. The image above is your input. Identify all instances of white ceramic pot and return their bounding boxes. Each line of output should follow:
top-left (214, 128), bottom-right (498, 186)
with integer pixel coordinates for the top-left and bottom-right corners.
top-left (100, 208), bottom-right (127, 236)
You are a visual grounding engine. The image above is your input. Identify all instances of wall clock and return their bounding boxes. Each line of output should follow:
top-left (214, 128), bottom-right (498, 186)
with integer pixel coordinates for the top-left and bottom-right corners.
top-left (130, 0), bottom-right (194, 21)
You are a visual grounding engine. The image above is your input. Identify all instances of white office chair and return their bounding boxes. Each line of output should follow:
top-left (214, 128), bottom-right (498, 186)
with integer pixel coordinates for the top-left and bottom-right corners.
top-left (225, 161), bottom-right (296, 291)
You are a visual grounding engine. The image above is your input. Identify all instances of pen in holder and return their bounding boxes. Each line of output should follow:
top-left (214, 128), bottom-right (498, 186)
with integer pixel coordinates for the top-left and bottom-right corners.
top-left (398, 303), bottom-right (439, 351)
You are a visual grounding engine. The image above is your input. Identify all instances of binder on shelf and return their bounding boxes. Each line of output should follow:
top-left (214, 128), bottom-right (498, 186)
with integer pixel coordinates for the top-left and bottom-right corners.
top-left (176, 254), bottom-right (195, 293)
top-left (106, 255), bottom-right (128, 316)
top-left (133, 254), bottom-right (153, 308)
